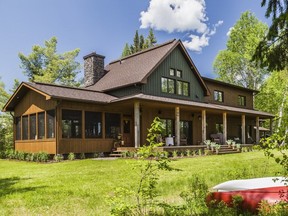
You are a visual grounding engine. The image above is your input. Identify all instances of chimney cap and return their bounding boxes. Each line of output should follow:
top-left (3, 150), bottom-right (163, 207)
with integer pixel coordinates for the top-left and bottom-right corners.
top-left (83, 52), bottom-right (105, 60)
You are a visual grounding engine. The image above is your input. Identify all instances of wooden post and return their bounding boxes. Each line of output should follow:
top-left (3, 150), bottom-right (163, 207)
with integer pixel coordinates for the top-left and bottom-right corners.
top-left (202, 110), bottom-right (206, 143)
top-left (223, 112), bottom-right (227, 144)
top-left (241, 114), bottom-right (246, 144)
top-left (256, 116), bottom-right (260, 144)
top-left (175, 107), bottom-right (180, 146)
top-left (134, 101), bottom-right (140, 148)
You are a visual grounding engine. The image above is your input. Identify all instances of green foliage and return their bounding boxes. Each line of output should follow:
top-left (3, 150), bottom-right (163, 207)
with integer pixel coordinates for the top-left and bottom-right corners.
top-left (68, 152), bottom-right (75, 160)
top-left (121, 28), bottom-right (157, 57)
top-left (53, 154), bottom-right (64, 162)
top-left (258, 200), bottom-right (288, 216)
top-left (253, 0), bottom-right (288, 71)
top-left (213, 11), bottom-right (269, 90)
top-left (19, 36), bottom-right (81, 87)
top-left (80, 152), bottom-right (86, 159)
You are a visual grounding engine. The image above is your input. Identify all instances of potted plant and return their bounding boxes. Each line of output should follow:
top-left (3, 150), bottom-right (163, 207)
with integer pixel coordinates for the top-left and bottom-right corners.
top-left (232, 141), bottom-right (236, 149)
top-left (214, 144), bottom-right (221, 154)
top-left (236, 143), bottom-right (241, 151)
top-left (210, 142), bottom-right (216, 151)
top-left (226, 139), bottom-right (233, 147)
top-left (204, 140), bottom-right (212, 149)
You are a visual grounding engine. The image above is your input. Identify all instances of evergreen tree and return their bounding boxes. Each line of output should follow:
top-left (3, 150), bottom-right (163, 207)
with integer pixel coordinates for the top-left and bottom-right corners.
top-left (147, 28), bottom-right (157, 47)
top-left (19, 37), bottom-right (81, 87)
top-left (139, 35), bottom-right (145, 50)
top-left (121, 43), bottom-right (131, 58)
top-left (133, 30), bottom-right (140, 53)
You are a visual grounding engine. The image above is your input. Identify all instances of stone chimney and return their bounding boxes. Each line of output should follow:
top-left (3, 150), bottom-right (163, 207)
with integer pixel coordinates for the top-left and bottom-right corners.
top-left (83, 52), bottom-right (105, 87)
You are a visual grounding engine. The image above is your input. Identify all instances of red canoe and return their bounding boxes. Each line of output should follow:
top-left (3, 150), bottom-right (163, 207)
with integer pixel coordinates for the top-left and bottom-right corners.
top-left (207, 177), bottom-right (288, 212)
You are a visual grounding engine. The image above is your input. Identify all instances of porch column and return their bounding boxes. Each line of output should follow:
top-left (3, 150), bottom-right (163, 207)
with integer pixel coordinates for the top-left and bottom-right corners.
top-left (256, 116), bottom-right (260, 144)
top-left (175, 107), bottom-right (180, 146)
top-left (134, 101), bottom-right (140, 148)
top-left (202, 110), bottom-right (206, 143)
top-left (223, 112), bottom-right (227, 144)
top-left (241, 114), bottom-right (246, 144)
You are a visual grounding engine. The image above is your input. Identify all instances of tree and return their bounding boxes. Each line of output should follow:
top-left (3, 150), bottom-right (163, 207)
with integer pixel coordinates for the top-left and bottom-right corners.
top-left (121, 29), bottom-right (158, 57)
top-left (253, 0), bottom-right (288, 71)
top-left (213, 11), bottom-right (269, 90)
top-left (19, 37), bottom-right (81, 87)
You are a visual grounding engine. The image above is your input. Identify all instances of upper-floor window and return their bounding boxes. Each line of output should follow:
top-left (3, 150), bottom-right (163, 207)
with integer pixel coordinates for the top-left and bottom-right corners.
top-left (214, 90), bottom-right (224, 102)
top-left (176, 70), bottom-right (182, 78)
top-left (161, 77), bottom-right (175, 94)
top-left (238, 95), bottom-right (246, 106)
top-left (177, 81), bottom-right (189, 96)
top-left (169, 68), bottom-right (175, 76)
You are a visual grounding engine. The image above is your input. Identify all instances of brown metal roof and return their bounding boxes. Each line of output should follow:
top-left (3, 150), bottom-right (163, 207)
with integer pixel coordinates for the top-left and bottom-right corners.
top-left (3, 82), bottom-right (118, 111)
top-left (111, 93), bottom-right (274, 118)
top-left (87, 39), bottom-right (209, 95)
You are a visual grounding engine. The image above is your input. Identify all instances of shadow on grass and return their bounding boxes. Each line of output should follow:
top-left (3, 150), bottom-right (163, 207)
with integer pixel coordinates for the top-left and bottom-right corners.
top-left (0, 177), bottom-right (46, 197)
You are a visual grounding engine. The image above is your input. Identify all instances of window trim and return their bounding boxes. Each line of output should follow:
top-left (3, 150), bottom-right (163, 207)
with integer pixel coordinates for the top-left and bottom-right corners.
top-left (214, 90), bottom-right (224, 102)
top-left (238, 95), bottom-right (246, 106)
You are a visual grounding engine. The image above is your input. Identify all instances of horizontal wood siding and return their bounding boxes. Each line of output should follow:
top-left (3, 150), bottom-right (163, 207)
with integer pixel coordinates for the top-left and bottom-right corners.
top-left (107, 85), bottom-right (142, 97)
top-left (204, 80), bottom-right (254, 109)
top-left (142, 47), bottom-right (204, 101)
top-left (15, 140), bottom-right (56, 154)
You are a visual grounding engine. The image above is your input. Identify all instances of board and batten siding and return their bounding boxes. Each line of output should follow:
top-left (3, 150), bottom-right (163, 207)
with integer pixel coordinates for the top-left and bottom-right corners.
top-left (142, 47), bottom-right (205, 101)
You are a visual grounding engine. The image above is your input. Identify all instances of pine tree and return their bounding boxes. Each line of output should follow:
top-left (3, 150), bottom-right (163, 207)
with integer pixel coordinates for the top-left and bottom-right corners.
top-left (147, 28), bottom-right (157, 47)
top-left (121, 43), bottom-right (131, 58)
top-left (139, 35), bottom-right (145, 50)
top-left (133, 30), bottom-right (140, 53)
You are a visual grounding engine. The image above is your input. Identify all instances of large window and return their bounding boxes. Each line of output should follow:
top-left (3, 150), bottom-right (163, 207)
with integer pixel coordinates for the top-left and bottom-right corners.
top-left (105, 113), bottom-right (121, 139)
top-left (238, 95), bottom-right (246, 106)
top-left (85, 111), bottom-right (102, 138)
top-left (177, 81), bottom-right (189, 96)
top-left (62, 109), bottom-right (82, 138)
top-left (22, 115), bottom-right (28, 140)
top-left (47, 110), bottom-right (55, 138)
top-left (161, 119), bottom-right (174, 137)
top-left (161, 77), bottom-right (175, 94)
top-left (16, 117), bottom-right (21, 140)
top-left (38, 112), bottom-right (45, 139)
top-left (30, 114), bottom-right (36, 140)
top-left (214, 90), bottom-right (224, 102)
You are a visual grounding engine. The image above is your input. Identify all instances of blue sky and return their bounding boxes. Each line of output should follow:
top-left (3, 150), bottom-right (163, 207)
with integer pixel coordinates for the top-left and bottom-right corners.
top-left (0, 0), bottom-right (269, 91)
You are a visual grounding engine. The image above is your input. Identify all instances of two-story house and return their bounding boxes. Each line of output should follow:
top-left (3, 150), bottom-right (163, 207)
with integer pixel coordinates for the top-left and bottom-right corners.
top-left (3, 39), bottom-right (273, 154)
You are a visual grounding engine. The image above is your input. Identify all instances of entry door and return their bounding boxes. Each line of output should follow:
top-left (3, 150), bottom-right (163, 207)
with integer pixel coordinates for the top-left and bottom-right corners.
top-left (180, 121), bottom-right (193, 145)
top-left (123, 118), bottom-right (133, 147)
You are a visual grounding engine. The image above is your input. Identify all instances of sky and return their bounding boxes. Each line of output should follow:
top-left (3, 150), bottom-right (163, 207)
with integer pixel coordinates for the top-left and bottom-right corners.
top-left (0, 0), bottom-right (270, 92)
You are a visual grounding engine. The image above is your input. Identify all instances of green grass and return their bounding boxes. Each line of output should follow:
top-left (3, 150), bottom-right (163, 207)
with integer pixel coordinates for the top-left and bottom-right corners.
top-left (0, 151), bottom-right (282, 215)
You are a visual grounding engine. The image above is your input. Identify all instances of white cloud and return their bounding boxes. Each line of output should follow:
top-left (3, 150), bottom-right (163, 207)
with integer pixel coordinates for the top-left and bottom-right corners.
top-left (140, 0), bottom-right (223, 52)
top-left (140, 0), bottom-right (208, 33)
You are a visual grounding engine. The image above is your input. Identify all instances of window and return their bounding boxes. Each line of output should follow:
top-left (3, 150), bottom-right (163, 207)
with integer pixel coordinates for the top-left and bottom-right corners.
top-left (22, 115), bottom-right (28, 140)
top-left (16, 117), bottom-right (21, 140)
top-left (161, 77), bottom-right (175, 94)
top-left (214, 90), bottom-right (224, 102)
top-left (238, 95), bottom-right (246, 106)
top-left (47, 110), bottom-right (55, 138)
top-left (161, 119), bottom-right (174, 137)
top-left (85, 111), bottom-right (102, 138)
top-left (38, 112), bottom-right (45, 139)
top-left (169, 68), bottom-right (175, 76)
top-left (62, 109), bottom-right (82, 138)
top-left (30, 114), bottom-right (36, 140)
top-left (176, 70), bottom-right (182, 78)
top-left (216, 123), bottom-right (223, 133)
top-left (105, 113), bottom-right (121, 139)
top-left (177, 81), bottom-right (189, 96)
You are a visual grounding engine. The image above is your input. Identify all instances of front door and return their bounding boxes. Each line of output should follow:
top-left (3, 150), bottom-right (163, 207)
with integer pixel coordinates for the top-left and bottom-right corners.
top-left (123, 118), bottom-right (133, 147)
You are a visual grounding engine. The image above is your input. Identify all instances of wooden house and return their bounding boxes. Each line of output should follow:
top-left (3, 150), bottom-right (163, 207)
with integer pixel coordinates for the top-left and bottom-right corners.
top-left (3, 39), bottom-right (274, 154)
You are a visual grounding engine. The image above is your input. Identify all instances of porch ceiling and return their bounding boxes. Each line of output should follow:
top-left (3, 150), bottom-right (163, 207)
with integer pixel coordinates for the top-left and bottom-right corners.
top-left (111, 93), bottom-right (274, 119)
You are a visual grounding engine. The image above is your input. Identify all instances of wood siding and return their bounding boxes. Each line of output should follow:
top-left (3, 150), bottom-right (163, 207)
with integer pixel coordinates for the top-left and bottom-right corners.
top-left (204, 80), bottom-right (254, 109)
top-left (15, 140), bottom-right (56, 154)
top-left (142, 47), bottom-right (205, 102)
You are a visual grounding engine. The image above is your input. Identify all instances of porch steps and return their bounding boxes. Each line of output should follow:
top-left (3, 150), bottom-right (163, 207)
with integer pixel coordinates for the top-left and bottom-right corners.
top-left (212, 145), bottom-right (241, 155)
top-left (109, 149), bottom-right (128, 157)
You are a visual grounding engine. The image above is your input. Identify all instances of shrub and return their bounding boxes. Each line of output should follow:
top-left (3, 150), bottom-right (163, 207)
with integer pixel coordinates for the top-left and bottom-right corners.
top-left (80, 153), bottom-right (86, 159)
top-left (53, 154), bottom-right (63, 162)
top-left (68, 152), bottom-right (75, 160)
top-left (38, 152), bottom-right (49, 162)
top-left (172, 150), bottom-right (178, 158)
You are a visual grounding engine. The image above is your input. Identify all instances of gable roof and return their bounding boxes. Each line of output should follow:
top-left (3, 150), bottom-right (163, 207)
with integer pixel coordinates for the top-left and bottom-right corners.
top-left (3, 82), bottom-right (118, 112)
top-left (87, 39), bottom-right (209, 95)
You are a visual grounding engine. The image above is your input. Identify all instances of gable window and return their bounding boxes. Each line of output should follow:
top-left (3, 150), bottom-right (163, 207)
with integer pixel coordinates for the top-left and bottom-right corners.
top-left (161, 77), bottom-right (175, 94)
top-left (62, 109), bottom-right (82, 138)
top-left (38, 112), bottom-right (45, 139)
top-left (169, 68), bottom-right (175, 76)
top-left (47, 110), bottom-right (55, 138)
top-left (238, 95), bottom-right (246, 106)
top-left (214, 90), bottom-right (224, 102)
top-left (176, 70), bottom-right (182, 78)
top-left (177, 81), bottom-right (189, 96)
top-left (105, 113), bottom-right (121, 139)
top-left (85, 111), bottom-right (102, 138)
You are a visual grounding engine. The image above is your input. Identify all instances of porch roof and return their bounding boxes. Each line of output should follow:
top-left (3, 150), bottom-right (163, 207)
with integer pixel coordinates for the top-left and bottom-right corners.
top-left (111, 93), bottom-right (274, 118)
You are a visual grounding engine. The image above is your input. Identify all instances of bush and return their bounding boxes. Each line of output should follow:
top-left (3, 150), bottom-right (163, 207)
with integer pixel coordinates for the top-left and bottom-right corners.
top-left (37, 152), bottom-right (49, 162)
top-left (54, 154), bottom-right (64, 162)
top-left (79, 153), bottom-right (86, 159)
top-left (68, 152), bottom-right (75, 160)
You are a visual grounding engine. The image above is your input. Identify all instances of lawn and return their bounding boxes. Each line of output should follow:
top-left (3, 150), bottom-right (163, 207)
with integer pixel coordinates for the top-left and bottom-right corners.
top-left (0, 151), bottom-right (282, 216)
